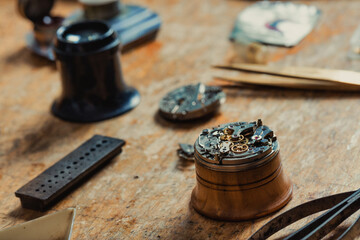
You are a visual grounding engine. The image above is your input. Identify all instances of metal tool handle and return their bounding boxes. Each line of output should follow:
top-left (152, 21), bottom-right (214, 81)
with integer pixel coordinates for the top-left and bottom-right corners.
top-left (284, 189), bottom-right (360, 240)
top-left (213, 64), bottom-right (360, 87)
top-left (248, 191), bottom-right (357, 240)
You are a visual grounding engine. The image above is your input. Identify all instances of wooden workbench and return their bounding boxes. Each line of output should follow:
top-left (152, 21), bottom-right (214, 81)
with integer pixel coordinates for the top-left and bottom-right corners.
top-left (1, 0), bottom-right (360, 239)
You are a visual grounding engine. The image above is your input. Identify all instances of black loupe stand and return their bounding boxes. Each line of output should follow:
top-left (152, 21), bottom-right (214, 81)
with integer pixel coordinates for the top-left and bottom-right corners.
top-left (51, 21), bottom-right (140, 122)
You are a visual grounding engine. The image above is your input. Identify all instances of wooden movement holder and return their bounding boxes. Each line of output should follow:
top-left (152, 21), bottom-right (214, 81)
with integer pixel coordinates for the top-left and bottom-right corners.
top-left (191, 123), bottom-right (293, 221)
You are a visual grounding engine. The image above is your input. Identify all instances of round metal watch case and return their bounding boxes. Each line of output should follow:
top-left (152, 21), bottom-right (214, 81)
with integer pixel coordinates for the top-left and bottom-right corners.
top-left (159, 83), bottom-right (225, 121)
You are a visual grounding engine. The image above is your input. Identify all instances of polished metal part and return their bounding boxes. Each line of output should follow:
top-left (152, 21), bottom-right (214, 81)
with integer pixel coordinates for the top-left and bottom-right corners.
top-left (159, 83), bottom-right (226, 121)
top-left (249, 189), bottom-right (360, 240)
top-left (18, 0), bottom-right (54, 22)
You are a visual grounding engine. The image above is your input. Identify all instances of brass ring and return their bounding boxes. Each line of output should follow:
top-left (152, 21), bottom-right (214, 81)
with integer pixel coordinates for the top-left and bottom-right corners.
top-left (232, 137), bottom-right (248, 144)
top-left (231, 144), bottom-right (248, 153)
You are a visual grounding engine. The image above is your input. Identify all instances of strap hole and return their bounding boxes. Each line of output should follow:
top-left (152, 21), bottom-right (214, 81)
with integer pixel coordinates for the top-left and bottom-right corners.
top-left (80, 157), bottom-right (84, 160)
top-left (60, 171), bottom-right (65, 174)
top-left (90, 148), bottom-right (95, 152)
top-left (54, 175), bottom-right (58, 178)
top-left (102, 140), bottom-right (108, 143)
top-left (96, 144), bottom-right (101, 147)
top-left (48, 180), bottom-right (52, 182)
top-left (35, 189), bottom-right (39, 191)
top-left (49, 186), bottom-right (52, 188)
top-left (41, 184), bottom-right (45, 187)
top-left (66, 166), bottom-right (71, 169)
top-left (85, 153), bottom-right (90, 156)
top-left (43, 190), bottom-right (46, 193)
top-left (55, 181), bottom-right (58, 184)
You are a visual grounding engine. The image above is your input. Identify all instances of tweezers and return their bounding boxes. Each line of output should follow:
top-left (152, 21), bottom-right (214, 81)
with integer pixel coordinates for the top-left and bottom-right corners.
top-left (249, 189), bottom-right (360, 240)
top-left (214, 64), bottom-right (360, 91)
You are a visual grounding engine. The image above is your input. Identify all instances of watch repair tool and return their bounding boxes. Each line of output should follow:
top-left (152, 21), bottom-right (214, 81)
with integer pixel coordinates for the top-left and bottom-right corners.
top-left (159, 83), bottom-right (226, 121)
top-left (17, 0), bottom-right (63, 60)
top-left (51, 20), bottom-right (140, 122)
top-left (65, 0), bottom-right (161, 53)
top-left (191, 119), bottom-right (292, 221)
top-left (213, 63), bottom-right (360, 91)
top-left (249, 188), bottom-right (360, 240)
top-left (15, 135), bottom-right (125, 211)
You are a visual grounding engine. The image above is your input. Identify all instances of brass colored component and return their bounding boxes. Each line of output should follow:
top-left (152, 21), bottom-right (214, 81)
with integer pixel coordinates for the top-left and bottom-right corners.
top-left (231, 143), bottom-right (248, 153)
top-left (223, 127), bottom-right (234, 135)
top-left (220, 134), bottom-right (231, 141)
top-left (214, 63), bottom-right (360, 91)
top-left (232, 136), bottom-right (248, 144)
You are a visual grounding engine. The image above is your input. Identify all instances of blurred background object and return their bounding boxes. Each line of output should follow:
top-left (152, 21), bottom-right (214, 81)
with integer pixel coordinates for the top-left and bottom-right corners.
top-left (348, 24), bottom-right (360, 60)
top-left (230, 1), bottom-right (320, 64)
top-left (17, 0), bottom-right (63, 60)
top-left (17, 0), bottom-right (161, 60)
top-left (65, 0), bottom-right (161, 53)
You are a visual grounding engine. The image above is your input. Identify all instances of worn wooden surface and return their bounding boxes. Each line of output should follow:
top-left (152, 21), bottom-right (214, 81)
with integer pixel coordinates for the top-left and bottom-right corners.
top-left (1, 0), bottom-right (360, 239)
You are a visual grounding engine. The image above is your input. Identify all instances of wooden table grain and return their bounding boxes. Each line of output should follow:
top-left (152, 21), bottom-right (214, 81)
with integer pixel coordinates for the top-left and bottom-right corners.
top-left (1, 0), bottom-right (360, 239)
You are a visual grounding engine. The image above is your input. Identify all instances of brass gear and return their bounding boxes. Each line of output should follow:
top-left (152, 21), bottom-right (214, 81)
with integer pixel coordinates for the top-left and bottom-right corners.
top-left (231, 144), bottom-right (249, 153)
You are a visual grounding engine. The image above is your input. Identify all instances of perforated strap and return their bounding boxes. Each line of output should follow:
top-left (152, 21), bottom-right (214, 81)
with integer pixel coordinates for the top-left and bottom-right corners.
top-left (15, 135), bottom-right (125, 211)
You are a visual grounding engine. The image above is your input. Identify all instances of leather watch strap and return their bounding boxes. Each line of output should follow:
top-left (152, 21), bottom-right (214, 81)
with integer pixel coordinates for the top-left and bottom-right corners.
top-left (15, 135), bottom-right (125, 211)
